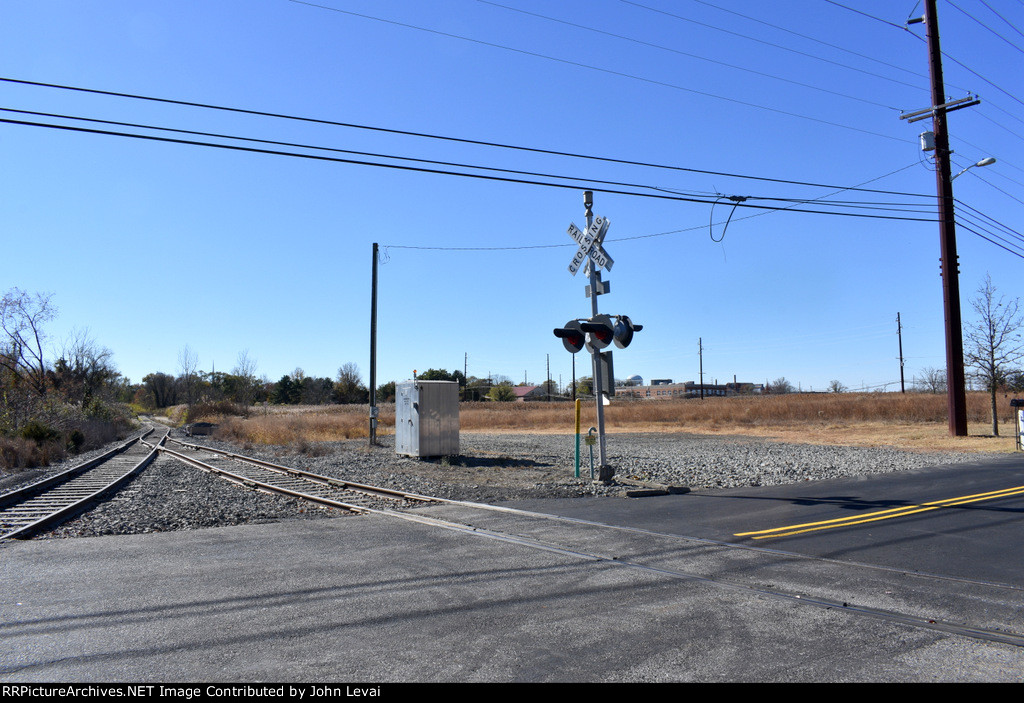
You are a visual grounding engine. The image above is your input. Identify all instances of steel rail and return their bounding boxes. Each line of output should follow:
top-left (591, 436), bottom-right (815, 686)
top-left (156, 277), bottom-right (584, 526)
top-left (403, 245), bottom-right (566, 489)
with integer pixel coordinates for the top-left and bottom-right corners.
top-left (145, 440), bottom-right (428, 514)
top-left (164, 437), bottom-right (436, 504)
top-left (0, 426), bottom-right (164, 540)
top-left (167, 439), bottom-right (1024, 594)
top-left (150, 438), bottom-right (1024, 648)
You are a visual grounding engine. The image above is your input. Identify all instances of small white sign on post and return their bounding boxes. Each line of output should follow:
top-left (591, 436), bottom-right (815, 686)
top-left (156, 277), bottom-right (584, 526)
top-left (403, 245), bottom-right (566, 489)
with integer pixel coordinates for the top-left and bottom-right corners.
top-left (1018, 408), bottom-right (1024, 451)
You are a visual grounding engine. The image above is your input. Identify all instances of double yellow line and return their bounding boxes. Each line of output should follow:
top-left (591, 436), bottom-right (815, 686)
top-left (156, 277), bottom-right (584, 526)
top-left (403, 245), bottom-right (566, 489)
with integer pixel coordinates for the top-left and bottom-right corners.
top-left (735, 483), bottom-right (1024, 540)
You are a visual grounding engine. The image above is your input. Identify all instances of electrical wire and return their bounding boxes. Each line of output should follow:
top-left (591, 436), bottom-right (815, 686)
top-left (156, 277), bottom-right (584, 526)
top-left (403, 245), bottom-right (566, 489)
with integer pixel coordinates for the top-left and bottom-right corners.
top-left (978, 0), bottom-right (1024, 40)
top-left (287, 1), bottom-right (911, 143)
top-left (955, 211), bottom-right (1024, 253)
top-left (474, 0), bottom-right (901, 110)
top-left (955, 199), bottom-right (1024, 244)
top-left (959, 172), bottom-right (1024, 208)
top-left (821, 0), bottom-right (912, 30)
top-left (0, 76), bottom-right (930, 197)
top-left (0, 106), bottom-right (722, 202)
top-left (0, 105), bottom-right (940, 220)
top-left (629, 163), bottom-right (929, 243)
top-left (688, 0), bottom-right (935, 85)
top-left (398, 164), bottom-right (931, 251)
top-left (956, 220), bottom-right (1024, 260)
top-left (952, 202), bottom-right (1024, 260)
top-left (837, 0), bottom-right (1024, 117)
top-left (950, 154), bottom-right (1024, 206)
top-left (709, 195), bottom-right (747, 242)
top-left (7, 97), bottom-right (1018, 263)
top-left (620, 0), bottom-right (926, 92)
top-left (947, 0), bottom-right (1024, 56)
top-left (0, 114), bottom-right (939, 222)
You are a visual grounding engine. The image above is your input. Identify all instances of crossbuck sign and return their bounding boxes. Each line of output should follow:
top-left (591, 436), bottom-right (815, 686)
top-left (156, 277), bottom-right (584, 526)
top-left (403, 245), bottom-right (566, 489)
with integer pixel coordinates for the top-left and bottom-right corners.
top-left (567, 216), bottom-right (614, 276)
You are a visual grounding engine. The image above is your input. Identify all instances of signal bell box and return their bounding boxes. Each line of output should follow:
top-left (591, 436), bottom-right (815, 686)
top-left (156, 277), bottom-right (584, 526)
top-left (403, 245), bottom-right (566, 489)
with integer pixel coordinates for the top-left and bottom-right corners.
top-left (395, 380), bottom-right (460, 458)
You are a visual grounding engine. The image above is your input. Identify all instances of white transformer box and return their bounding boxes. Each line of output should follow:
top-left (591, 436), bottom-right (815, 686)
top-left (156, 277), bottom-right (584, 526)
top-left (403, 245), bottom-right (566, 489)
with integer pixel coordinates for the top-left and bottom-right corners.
top-left (395, 380), bottom-right (460, 458)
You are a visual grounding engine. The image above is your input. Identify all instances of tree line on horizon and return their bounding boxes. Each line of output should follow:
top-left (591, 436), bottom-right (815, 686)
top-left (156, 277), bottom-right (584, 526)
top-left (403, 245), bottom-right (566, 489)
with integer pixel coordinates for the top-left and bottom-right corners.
top-left (4, 271), bottom-right (1024, 470)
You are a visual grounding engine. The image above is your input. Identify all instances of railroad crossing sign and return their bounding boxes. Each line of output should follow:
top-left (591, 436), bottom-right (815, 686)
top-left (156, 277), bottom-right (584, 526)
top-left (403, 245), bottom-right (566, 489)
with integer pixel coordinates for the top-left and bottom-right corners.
top-left (567, 215), bottom-right (614, 276)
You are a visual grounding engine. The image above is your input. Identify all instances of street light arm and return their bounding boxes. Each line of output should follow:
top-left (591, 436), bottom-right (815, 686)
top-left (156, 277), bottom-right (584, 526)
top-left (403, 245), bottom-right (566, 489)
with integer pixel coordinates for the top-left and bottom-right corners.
top-left (952, 157), bottom-right (996, 180)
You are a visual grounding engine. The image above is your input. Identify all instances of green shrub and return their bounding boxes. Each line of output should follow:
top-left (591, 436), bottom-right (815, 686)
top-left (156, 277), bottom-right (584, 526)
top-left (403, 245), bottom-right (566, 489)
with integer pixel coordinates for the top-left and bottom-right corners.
top-left (19, 419), bottom-right (60, 444)
top-left (67, 429), bottom-right (86, 452)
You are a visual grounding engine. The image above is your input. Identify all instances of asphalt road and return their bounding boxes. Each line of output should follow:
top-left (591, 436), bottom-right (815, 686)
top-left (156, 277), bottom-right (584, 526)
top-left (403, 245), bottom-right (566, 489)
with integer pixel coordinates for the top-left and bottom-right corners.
top-left (514, 452), bottom-right (1024, 584)
top-left (1, 454), bottom-right (1022, 683)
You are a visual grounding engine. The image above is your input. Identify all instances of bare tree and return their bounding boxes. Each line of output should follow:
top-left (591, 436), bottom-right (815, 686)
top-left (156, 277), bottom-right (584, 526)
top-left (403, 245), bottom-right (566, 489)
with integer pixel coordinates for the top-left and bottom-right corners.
top-left (828, 380), bottom-right (847, 393)
top-left (232, 349), bottom-right (259, 407)
top-left (52, 328), bottom-right (116, 405)
top-left (334, 362), bottom-right (367, 404)
top-left (0, 288), bottom-right (56, 396)
top-left (912, 367), bottom-right (947, 394)
top-left (178, 345), bottom-right (199, 409)
top-left (964, 274), bottom-right (1024, 436)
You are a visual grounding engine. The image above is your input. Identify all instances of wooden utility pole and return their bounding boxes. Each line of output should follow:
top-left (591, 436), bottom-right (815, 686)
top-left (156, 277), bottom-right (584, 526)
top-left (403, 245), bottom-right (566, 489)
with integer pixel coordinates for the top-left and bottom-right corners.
top-left (897, 312), bottom-right (906, 394)
top-left (698, 337), bottom-right (705, 400)
top-left (908, 1), bottom-right (971, 435)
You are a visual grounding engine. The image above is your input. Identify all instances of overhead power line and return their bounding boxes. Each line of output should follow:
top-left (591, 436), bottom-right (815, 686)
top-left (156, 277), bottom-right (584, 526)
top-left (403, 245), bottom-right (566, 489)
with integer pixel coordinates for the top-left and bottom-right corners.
top-left (621, 0), bottom-right (925, 91)
top-left (822, 0), bottom-right (911, 30)
top-left (947, 0), bottom-right (1024, 56)
top-left (287, 0), bottom-right (910, 143)
top-left (826, 0), bottom-right (1024, 117)
top-left (978, 0), bottom-right (1024, 40)
top-left (0, 76), bottom-right (929, 197)
top-left (0, 113), bottom-right (938, 223)
top-left (0, 105), bottom-right (936, 215)
top-left (688, 0), bottom-right (934, 83)
top-left (474, 0), bottom-right (901, 110)
top-left (0, 106), bottom-right (721, 201)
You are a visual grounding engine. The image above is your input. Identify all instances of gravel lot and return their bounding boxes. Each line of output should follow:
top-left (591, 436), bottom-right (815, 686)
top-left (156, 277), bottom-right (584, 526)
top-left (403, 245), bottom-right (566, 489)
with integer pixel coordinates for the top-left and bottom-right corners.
top-left (2, 426), bottom-right (1007, 540)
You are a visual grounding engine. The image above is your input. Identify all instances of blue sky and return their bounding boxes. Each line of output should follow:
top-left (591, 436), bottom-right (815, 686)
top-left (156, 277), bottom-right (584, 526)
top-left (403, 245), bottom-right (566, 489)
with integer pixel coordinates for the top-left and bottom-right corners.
top-left (1, 0), bottom-right (1021, 394)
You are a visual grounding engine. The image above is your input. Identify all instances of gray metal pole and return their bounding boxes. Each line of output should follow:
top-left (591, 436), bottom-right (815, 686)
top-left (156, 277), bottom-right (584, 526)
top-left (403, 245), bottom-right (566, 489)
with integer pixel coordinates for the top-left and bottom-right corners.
top-left (369, 242), bottom-right (378, 446)
top-left (584, 191), bottom-right (611, 481)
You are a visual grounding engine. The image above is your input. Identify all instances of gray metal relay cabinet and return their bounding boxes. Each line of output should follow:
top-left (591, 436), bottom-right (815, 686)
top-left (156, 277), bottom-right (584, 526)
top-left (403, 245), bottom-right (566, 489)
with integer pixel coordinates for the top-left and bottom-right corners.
top-left (395, 380), bottom-right (460, 458)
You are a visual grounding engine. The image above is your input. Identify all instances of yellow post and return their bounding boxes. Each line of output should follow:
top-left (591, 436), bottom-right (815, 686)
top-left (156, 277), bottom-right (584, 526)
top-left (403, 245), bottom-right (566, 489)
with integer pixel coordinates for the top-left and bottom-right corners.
top-left (574, 398), bottom-right (581, 477)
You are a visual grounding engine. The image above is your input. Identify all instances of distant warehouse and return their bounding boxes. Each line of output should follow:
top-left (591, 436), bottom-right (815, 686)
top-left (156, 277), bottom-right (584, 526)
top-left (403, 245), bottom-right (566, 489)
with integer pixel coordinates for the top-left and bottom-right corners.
top-left (617, 380), bottom-right (764, 399)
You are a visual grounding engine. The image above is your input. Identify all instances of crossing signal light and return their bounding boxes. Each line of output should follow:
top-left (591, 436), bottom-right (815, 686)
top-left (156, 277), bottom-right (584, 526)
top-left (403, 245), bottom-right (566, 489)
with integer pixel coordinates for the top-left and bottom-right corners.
top-left (553, 320), bottom-right (585, 354)
top-left (556, 315), bottom-right (642, 353)
top-left (580, 314), bottom-right (614, 351)
top-left (613, 315), bottom-right (643, 349)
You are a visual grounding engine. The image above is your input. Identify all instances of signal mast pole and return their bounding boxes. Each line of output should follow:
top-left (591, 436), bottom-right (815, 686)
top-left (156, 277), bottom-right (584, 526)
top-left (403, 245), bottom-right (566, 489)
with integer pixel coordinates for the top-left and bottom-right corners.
top-left (369, 242), bottom-right (379, 446)
top-left (584, 191), bottom-right (610, 478)
top-left (556, 192), bottom-right (640, 484)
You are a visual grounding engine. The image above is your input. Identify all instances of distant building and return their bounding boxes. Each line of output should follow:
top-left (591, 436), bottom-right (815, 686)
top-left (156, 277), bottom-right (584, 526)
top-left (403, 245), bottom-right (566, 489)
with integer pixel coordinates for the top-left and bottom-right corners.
top-left (616, 381), bottom-right (764, 399)
top-left (512, 385), bottom-right (548, 402)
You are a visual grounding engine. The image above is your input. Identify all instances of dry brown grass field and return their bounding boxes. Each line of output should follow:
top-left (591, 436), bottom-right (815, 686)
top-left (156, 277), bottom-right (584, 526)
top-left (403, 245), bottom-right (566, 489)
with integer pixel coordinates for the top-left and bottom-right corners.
top-left (194, 392), bottom-right (1023, 454)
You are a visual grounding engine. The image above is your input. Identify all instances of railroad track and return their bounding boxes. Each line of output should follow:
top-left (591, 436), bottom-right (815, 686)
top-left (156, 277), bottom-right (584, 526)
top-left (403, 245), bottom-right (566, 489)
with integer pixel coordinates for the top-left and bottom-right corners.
top-left (118, 436), bottom-right (1024, 650)
top-left (149, 437), bottom-right (441, 513)
top-left (0, 426), bottom-right (165, 540)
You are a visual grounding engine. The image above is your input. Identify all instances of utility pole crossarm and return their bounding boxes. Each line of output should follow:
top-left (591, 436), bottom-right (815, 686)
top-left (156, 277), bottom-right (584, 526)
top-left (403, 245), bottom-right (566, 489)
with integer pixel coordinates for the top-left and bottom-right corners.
top-left (899, 95), bottom-right (981, 123)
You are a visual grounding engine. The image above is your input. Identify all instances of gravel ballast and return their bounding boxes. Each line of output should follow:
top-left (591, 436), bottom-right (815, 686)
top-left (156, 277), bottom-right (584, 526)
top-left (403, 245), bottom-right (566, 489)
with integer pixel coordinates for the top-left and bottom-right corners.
top-left (2, 427), bottom-right (1007, 540)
